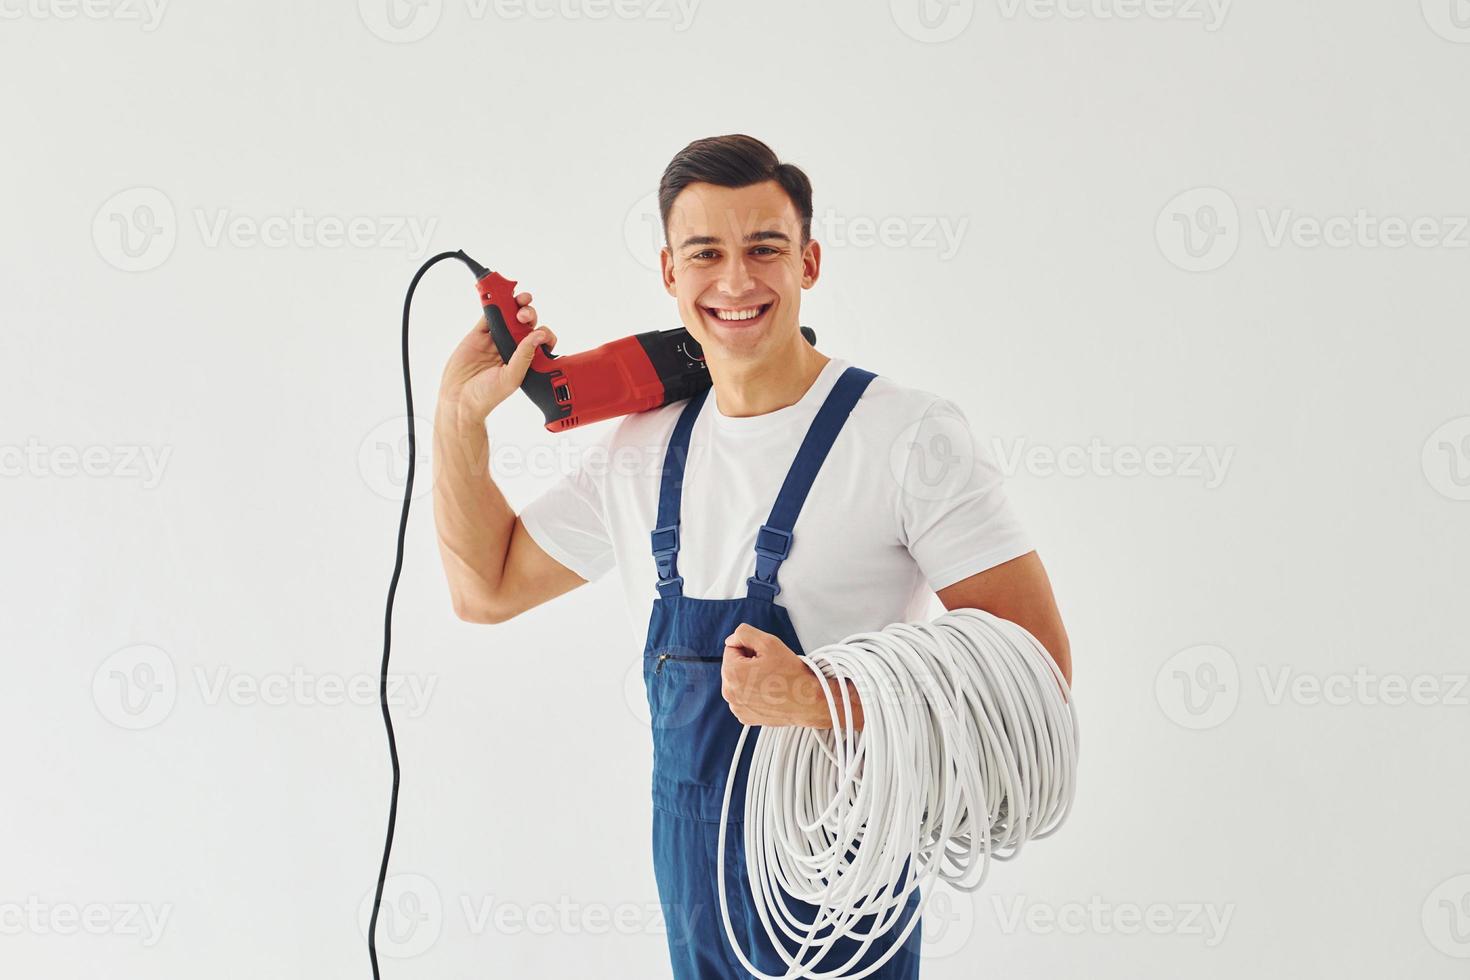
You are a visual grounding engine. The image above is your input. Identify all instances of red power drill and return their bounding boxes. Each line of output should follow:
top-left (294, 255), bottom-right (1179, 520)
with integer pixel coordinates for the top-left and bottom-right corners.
top-left (467, 255), bottom-right (817, 431)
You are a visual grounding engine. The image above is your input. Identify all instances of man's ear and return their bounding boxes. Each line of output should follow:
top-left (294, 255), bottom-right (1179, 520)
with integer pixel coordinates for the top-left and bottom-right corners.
top-left (659, 247), bottom-right (677, 296)
top-left (801, 239), bottom-right (822, 289)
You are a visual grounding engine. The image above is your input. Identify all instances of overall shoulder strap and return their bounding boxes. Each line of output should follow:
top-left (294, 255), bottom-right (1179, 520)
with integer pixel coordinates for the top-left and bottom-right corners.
top-left (649, 388), bottom-right (709, 598)
top-left (747, 365), bottom-right (877, 601)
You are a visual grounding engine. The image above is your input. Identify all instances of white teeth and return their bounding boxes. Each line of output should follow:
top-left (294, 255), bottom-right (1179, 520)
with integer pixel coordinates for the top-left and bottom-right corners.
top-left (710, 305), bottom-right (766, 321)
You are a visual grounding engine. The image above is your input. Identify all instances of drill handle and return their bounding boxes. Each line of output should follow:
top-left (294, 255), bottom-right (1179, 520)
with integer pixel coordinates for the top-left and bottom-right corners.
top-left (477, 270), bottom-right (557, 370)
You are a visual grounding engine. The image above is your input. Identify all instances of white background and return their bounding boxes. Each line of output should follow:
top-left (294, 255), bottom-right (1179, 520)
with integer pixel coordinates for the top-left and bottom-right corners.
top-left (3, 1), bottom-right (1469, 977)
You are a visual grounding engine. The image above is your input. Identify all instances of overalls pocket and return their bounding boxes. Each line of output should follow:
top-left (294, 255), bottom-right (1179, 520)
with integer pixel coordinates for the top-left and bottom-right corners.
top-left (646, 645), bottom-right (738, 791)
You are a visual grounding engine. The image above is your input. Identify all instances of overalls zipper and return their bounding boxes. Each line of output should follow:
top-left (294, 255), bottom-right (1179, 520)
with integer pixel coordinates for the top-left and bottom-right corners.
top-left (655, 652), bottom-right (723, 674)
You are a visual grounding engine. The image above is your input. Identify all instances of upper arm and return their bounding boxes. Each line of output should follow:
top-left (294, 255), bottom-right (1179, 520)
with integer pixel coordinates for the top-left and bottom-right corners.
top-left (935, 550), bottom-right (1071, 686)
top-left (483, 423), bottom-right (619, 623)
top-left (484, 515), bottom-right (589, 623)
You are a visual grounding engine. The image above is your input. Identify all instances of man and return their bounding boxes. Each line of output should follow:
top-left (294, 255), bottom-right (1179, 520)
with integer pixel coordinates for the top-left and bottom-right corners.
top-left (431, 134), bottom-right (1071, 978)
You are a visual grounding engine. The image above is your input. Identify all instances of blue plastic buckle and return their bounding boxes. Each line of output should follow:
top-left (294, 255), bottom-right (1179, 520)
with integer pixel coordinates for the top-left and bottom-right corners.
top-left (755, 525), bottom-right (792, 560)
top-left (747, 525), bottom-right (793, 600)
top-left (650, 524), bottom-right (682, 589)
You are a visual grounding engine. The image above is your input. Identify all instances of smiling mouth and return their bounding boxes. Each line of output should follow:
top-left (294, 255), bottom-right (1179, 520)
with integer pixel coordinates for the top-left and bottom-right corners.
top-left (703, 303), bottom-right (772, 326)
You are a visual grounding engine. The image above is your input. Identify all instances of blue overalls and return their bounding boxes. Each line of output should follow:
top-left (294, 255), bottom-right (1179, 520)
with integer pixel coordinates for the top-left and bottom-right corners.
top-left (642, 364), bottom-right (924, 979)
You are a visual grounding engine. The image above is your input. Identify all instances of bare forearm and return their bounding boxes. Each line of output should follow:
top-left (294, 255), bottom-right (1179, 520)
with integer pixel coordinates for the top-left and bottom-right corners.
top-left (824, 678), bottom-right (865, 732)
top-left (798, 675), bottom-right (866, 733)
top-left (431, 393), bottom-right (513, 619)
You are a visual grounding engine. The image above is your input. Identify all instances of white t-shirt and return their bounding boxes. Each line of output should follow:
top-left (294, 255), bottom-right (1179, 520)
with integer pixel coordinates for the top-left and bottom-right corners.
top-left (518, 356), bottom-right (1034, 652)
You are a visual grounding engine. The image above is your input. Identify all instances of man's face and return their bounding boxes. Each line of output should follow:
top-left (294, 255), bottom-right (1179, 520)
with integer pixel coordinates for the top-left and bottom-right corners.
top-left (660, 179), bottom-right (820, 363)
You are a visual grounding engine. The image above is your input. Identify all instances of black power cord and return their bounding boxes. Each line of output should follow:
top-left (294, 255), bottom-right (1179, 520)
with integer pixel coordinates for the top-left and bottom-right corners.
top-left (370, 249), bottom-right (486, 979)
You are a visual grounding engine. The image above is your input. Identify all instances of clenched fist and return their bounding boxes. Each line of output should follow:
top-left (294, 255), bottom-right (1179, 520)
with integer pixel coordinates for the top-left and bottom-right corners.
top-left (721, 623), bottom-right (865, 731)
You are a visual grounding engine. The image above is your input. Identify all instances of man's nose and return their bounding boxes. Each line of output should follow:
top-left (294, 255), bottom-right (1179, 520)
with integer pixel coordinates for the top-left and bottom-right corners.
top-left (715, 254), bottom-right (756, 297)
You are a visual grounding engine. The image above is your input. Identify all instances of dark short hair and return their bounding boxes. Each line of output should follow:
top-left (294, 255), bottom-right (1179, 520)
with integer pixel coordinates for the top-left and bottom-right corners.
top-left (658, 134), bottom-right (814, 247)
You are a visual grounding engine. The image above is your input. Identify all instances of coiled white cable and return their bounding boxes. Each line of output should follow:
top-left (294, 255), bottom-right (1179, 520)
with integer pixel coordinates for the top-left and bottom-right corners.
top-left (716, 607), bottom-right (1079, 979)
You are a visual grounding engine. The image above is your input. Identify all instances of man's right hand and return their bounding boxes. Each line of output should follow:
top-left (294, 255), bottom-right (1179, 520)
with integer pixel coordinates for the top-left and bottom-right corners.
top-left (430, 290), bottom-right (586, 625)
top-left (438, 292), bottom-right (559, 424)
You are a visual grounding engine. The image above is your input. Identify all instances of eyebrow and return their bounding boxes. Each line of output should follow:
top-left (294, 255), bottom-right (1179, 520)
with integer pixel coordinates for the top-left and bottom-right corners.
top-left (677, 229), bottom-right (791, 251)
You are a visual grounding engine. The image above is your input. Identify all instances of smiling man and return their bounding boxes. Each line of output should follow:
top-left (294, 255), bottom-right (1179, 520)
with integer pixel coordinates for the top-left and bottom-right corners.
top-left (432, 134), bottom-right (1070, 979)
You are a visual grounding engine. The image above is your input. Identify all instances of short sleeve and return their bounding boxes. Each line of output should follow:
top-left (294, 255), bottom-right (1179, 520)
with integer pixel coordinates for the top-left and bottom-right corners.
top-left (517, 426), bottom-right (617, 584)
top-left (895, 397), bottom-right (1034, 592)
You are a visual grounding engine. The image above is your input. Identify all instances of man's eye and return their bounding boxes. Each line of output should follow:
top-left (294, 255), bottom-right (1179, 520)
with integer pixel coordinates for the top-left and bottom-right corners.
top-left (692, 250), bottom-right (718, 260)
top-left (751, 246), bottom-right (779, 256)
